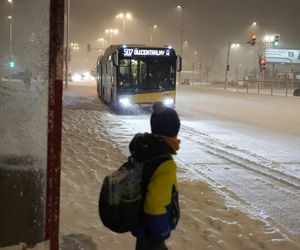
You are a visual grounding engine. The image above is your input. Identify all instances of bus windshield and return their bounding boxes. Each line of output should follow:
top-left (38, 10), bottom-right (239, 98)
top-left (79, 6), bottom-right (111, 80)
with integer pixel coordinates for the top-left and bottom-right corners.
top-left (118, 58), bottom-right (175, 92)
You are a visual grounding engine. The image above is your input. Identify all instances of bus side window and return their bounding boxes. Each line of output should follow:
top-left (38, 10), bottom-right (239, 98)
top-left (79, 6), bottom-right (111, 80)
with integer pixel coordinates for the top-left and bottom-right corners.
top-left (131, 59), bottom-right (138, 86)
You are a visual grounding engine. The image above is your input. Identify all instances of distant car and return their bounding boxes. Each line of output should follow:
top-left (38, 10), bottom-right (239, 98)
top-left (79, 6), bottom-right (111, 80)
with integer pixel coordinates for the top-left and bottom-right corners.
top-left (181, 79), bottom-right (190, 85)
top-left (294, 89), bottom-right (300, 96)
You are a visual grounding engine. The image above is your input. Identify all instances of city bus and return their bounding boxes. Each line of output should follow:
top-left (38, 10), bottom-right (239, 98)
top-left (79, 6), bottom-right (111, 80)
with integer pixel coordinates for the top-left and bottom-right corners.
top-left (96, 45), bottom-right (182, 111)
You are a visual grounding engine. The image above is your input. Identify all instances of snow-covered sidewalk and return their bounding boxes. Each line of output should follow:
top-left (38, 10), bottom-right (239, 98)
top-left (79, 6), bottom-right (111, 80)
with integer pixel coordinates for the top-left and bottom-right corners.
top-left (59, 83), bottom-right (300, 250)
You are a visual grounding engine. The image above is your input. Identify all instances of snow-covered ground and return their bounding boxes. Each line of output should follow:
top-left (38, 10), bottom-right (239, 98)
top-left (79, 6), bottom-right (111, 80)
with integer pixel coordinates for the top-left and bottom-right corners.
top-left (59, 81), bottom-right (300, 250)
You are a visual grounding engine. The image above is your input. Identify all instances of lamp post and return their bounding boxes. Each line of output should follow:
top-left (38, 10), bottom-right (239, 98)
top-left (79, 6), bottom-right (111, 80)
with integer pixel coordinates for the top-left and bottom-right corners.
top-left (192, 51), bottom-right (197, 85)
top-left (177, 5), bottom-right (184, 85)
top-left (150, 25), bottom-right (158, 45)
top-left (7, 0), bottom-right (13, 73)
top-left (8, 16), bottom-right (13, 65)
top-left (225, 43), bottom-right (240, 90)
top-left (70, 42), bottom-right (79, 51)
top-left (97, 37), bottom-right (106, 49)
top-left (116, 12), bottom-right (132, 42)
top-left (65, 0), bottom-right (70, 87)
top-left (105, 29), bottom-right (119, 44)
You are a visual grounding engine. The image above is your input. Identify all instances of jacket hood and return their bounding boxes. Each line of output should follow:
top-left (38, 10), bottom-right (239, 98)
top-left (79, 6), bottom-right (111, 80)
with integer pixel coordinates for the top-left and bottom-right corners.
top-left (160, 135), bottom-right (180, 152)
top-left (129, 133), bottom-right (175, 162)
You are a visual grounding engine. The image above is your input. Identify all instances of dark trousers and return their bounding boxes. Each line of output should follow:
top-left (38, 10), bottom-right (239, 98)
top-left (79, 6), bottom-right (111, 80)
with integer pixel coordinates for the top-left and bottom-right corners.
top-left (136, 236), bottom-right (168, 250)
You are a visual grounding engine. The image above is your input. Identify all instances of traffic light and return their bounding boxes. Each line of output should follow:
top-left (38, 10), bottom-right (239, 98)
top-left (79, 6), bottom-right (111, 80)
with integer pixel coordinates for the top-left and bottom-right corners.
top-left (9, 61), bottom-right (15, 68)
top-left (248, 34), bottom-right (256, 46)
top-left (259, 56), bottom-right (266, 71)
top-left (273, 34), bottom-right (280, 47)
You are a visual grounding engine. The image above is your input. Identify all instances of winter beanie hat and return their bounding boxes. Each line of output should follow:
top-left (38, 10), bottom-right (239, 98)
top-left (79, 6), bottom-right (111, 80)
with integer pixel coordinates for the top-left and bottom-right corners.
top-left (150, 102), bottom-right (180, 137)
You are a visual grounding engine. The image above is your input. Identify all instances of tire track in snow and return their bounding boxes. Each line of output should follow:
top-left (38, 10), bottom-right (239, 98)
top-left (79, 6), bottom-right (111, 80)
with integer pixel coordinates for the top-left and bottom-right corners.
top-left (179, 125), bottom-right (300, 191)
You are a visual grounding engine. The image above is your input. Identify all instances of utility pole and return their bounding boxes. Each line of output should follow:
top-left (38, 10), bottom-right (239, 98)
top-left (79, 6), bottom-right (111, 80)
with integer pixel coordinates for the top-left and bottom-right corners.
top-left (7, 0), bottom-right (13, 80)
top-left (177, 5), bottom-right (184, 85)
top-left (8, 16), bottom-right (13, 65)
top-left (64, 0), bottom-right (70, 87)
top-left (225, 42), bottom-right (231, 90)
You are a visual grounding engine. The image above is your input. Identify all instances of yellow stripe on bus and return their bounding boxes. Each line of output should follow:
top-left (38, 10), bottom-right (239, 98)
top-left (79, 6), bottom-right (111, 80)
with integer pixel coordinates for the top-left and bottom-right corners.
top-left (130, 91), bottom-right (176, 104)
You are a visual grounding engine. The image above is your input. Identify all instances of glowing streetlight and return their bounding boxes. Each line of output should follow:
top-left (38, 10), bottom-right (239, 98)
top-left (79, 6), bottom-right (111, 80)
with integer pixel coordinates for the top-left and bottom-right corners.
top-left (264, 35), bottom-right (275, 43)
top-left (116, 12), bottom-right (132, 42)
top-left (70, 42), bottom-right (79, 51)
top-left (97, 37), bottom-right (106, 48)
top-left (225, 42), bottom-right (241, 90)
top-left (150, 25), bottom-right (158, 45)
top-left (231, 43), bottom-right (240, 48)
top-left (105, 28), bottom-right (119, 44)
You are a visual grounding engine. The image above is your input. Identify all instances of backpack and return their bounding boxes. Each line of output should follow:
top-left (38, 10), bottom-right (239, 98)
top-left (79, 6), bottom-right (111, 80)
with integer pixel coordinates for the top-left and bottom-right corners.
top-left (98, 155), bottom-right (171, 233)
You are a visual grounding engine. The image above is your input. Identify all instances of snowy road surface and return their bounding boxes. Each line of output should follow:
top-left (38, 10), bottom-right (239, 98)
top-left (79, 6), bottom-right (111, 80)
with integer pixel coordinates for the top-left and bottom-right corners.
top-left (60, 81), bottom-right (300, 250)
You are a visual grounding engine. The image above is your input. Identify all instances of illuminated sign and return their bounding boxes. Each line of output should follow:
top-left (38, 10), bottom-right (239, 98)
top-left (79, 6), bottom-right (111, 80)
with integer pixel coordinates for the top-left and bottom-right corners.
top-left (265, 48), bottom-right (300, 64)
top-left (122, 48), bottom-right (171, 57)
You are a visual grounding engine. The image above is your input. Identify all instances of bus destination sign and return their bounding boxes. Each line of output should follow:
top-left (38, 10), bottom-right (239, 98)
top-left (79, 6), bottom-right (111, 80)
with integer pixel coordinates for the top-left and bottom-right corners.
top-left (122, 48), bottom-right (171, 57)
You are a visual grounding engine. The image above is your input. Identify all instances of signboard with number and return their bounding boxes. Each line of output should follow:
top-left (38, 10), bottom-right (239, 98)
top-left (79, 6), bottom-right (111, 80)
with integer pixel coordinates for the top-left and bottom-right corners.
top-left (265, 49), bottom-right (300, 64)
top-left (122, 48), bottom-right (171, 57)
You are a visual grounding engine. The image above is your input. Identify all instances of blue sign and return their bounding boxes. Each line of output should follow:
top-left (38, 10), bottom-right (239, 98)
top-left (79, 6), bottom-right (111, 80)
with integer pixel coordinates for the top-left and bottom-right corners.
top-left (265, 49), bottom-right (300, 64)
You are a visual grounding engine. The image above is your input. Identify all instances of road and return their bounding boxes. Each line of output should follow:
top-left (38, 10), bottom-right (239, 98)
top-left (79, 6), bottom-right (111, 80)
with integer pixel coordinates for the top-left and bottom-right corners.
top-left (116, 84), bottom-right (300, 235)
top-left (63, 82), bottom-right (300, 246)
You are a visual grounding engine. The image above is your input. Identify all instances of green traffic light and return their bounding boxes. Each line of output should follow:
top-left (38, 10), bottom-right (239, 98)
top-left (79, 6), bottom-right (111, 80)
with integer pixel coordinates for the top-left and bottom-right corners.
top-left (9, 61), bottom-right (15, 68)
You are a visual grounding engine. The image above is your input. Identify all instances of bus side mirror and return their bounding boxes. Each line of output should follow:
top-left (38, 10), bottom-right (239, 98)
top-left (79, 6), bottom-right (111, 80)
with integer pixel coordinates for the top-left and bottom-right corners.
top-left (176, 55), bottom-right (182, 72)
top-left (112, 52), bottom-right (119, 66)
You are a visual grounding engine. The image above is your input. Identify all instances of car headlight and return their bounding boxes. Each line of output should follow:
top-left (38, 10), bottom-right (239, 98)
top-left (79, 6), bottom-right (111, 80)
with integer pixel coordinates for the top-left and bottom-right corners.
top-left (163, 98), bottom-right (174, 106)
top-left (119, 97), bottom-right (131, 107)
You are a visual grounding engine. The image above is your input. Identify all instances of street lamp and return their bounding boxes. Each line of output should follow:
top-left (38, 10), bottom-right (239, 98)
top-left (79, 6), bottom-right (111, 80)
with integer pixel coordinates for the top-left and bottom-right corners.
top-left (105, 28), bottom-right (119, 44)
top-left (176, 5), bottom-right (184, 85)
top-left (225, 42), bottom-right (241, 90)
top-left (264, 35), bottom-right (275, 43)
top-left (150, 25), bottom-right (158, 45)
top-left (8, 16), bottom-right (13, 67)
top-left (231, 43), bottom-right (240, 48)
top-left (116, 12), bottom-right (132, 42)
top-left (97, 37), bottom-right (106, 49)
top-left (70, 42), bottom-right (79, 51)
top-left (65, 0), bottom-right (70, 87)
top-left (192, 51), bottom-right (198, 84)
top-left (7, 0), bottom-right (13, 69)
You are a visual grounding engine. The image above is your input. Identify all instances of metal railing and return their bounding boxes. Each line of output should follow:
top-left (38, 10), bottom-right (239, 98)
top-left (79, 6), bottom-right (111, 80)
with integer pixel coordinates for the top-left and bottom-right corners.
top-left (232, 80), bottom-right (299, 97)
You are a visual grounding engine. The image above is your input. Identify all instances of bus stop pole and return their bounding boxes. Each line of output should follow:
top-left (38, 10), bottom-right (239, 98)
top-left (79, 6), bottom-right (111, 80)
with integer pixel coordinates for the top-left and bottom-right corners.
top-left (47, 0), bottom-right (64, 249)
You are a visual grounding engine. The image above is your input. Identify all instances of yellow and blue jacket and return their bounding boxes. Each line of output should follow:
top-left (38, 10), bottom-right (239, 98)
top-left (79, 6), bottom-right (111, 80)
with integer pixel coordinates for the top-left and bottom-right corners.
top-left (129, 133), bottom-right (180, 241)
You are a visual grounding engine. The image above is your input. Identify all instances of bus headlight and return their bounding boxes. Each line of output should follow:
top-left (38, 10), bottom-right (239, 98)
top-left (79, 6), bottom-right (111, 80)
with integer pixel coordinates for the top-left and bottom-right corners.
top-left (119, 97), bottom-right (131, 107)
top-left (163, 98), bottom-right (174, 106)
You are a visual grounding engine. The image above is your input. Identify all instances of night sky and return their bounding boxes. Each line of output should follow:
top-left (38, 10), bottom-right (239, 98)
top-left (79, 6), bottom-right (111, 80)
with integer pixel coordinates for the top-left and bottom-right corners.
top-left (1, 0), bottom-right (300, 78)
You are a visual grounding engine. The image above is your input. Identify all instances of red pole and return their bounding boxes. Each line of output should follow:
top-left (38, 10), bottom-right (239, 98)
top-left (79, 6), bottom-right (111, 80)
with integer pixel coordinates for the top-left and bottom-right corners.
top-left (46, 0), bottom-right (64, 249)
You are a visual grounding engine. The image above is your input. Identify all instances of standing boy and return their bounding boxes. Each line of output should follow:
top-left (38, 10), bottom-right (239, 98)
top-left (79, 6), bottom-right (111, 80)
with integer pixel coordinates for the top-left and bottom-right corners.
top-left (129, 102), bottom-right (181, 250)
